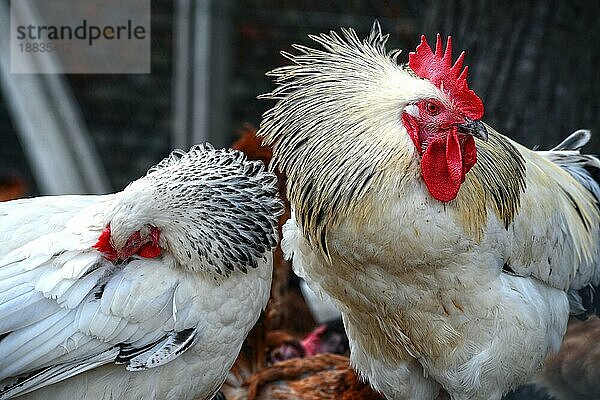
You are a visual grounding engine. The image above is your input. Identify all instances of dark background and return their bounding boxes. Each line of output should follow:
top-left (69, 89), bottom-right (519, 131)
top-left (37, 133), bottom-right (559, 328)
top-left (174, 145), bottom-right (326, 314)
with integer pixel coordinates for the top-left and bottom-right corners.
top-left (1, 0), bottom-right (597, 196)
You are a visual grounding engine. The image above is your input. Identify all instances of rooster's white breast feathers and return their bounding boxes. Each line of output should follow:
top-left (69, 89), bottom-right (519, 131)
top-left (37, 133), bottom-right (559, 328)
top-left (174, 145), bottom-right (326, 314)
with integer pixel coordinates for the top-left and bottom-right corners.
top-left (259, 24), bottom-right (600, 400)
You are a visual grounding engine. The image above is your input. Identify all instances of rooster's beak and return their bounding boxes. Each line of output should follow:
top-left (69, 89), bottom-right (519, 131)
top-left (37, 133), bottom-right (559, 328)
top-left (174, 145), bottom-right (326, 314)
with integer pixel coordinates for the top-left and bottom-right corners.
top-left (457, 118), bottom-right (488, 141)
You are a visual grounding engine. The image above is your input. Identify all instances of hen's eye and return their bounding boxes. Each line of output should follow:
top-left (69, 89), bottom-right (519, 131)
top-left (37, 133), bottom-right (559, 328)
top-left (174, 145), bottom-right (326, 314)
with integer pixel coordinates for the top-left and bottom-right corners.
top-left (426, 101), bottom-right (440, 115)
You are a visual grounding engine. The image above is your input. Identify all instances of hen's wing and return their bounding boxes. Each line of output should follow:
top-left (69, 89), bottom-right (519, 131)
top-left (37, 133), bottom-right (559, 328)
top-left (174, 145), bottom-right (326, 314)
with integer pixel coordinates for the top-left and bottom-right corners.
top-left (0, 197), bottom-right (207, 399)
top-left (0, 195), bottom-right (100, 257)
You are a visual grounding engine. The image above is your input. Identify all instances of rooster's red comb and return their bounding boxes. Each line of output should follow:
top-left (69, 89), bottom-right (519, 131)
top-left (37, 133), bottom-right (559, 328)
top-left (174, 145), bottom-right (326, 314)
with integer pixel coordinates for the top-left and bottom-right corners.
top-left (408, 34), bottom-right (483, 120)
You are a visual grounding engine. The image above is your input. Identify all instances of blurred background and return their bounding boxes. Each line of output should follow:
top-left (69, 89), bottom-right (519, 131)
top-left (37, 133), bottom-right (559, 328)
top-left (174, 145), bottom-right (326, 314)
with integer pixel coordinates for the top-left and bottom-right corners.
top-left (0, 0), bottom-right (598, 198)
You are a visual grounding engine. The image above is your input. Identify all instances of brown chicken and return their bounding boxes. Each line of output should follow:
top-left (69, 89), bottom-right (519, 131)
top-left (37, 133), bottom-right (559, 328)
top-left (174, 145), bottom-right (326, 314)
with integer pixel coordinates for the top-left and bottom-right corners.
top-left (245, 354), bottom-right (382, 400)
top-left (223, 332), bottom-right (381, 400)
top-left (534, 316), bottom-right (600, 400)
top-left (0, 174), bottom-right (26, 202)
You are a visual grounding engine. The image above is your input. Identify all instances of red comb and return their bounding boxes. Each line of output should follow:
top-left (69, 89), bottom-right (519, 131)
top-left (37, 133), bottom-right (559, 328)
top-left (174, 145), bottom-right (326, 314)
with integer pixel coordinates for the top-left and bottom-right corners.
top-left (93, 225), bottom-right (118, 261)
top-left (409, 34), bottom-right (483, 120)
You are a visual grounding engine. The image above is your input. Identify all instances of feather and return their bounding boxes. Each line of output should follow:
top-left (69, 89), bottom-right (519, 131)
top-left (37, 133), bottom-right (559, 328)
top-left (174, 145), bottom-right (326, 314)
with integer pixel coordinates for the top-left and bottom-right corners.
top-left (0, 297), bottom-right (56, 334)
top-left (0, 348), bottom-right (119, 400)
top-left (125, 326), bottom-right (200, 370)
top-left (550, 129), bottom-right (591, 151)
top-left (59, 267), bottom-right (107, 309)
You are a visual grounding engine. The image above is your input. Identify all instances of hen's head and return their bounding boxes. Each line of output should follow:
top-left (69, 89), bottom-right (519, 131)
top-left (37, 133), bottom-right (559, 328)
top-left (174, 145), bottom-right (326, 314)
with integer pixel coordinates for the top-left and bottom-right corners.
top-left (93, 223), bottom-right (160, 262)
top-left (403, 34), bottom-right (487, 201)
top-left (95, 144), bottom-right (283, 275)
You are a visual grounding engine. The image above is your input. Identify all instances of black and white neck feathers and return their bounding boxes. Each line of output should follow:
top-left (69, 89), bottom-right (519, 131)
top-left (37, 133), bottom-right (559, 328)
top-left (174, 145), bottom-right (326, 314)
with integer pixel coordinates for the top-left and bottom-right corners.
top-left (107, 144), bottom-right (283, 276)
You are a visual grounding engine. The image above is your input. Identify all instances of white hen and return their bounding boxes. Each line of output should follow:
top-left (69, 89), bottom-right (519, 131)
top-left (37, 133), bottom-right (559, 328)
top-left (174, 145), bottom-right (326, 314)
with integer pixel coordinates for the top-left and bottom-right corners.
top-left (0, 144), bottom-right (283, 400)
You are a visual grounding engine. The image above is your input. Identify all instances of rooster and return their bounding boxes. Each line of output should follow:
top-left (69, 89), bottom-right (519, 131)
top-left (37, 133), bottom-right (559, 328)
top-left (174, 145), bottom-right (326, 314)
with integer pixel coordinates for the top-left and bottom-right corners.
top-left (0, 144), bottom-right (283, 400)
top-left (258, 23), bottom-right (600, 400)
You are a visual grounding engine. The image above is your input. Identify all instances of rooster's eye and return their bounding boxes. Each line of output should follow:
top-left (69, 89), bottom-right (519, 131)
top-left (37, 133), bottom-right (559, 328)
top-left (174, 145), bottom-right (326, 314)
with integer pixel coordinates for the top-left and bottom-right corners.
top-left (426, 101), bottom-right (441, 115)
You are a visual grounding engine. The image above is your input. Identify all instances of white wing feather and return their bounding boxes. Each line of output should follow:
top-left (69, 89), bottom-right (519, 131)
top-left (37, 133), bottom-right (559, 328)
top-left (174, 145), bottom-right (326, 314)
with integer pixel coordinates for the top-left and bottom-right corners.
top-left (0, 195), bottom-right (99, 258)
top-left (0, 197), bottom-right (208, 399)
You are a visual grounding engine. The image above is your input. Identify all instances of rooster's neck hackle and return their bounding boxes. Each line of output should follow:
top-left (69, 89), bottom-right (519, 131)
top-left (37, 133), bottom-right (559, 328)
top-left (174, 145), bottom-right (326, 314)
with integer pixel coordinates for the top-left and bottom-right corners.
top-left (259, 22), bottom-right (430, 256)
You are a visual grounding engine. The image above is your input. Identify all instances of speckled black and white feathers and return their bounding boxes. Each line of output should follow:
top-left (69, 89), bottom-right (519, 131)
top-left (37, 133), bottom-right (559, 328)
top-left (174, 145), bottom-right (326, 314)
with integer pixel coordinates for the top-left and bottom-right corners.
top-left (119, 143), bottom-right (284, 276)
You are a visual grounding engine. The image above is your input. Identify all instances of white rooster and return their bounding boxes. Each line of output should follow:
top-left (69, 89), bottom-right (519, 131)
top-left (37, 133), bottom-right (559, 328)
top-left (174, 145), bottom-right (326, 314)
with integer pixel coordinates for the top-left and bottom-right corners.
top-left (258, 24), bottom-right (600, 400)
top-left (0, 144), bottom-right (283, 400)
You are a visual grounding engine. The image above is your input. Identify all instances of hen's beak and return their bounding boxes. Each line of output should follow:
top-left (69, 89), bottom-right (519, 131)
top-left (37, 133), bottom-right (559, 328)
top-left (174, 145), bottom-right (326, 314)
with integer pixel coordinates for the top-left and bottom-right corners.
top-left (457, 118), bottom-right (488, 141)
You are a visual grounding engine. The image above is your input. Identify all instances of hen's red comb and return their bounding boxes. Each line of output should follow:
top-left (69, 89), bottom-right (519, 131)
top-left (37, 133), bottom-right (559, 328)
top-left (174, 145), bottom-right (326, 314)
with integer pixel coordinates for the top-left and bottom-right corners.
top-left (409, 34), bottom-right (483, 120)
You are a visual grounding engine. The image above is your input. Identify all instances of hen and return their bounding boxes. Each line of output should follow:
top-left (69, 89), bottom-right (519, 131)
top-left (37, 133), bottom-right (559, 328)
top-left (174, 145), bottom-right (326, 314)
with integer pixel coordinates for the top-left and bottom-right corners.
top-left (0, 144), bottom-right (282, 400)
